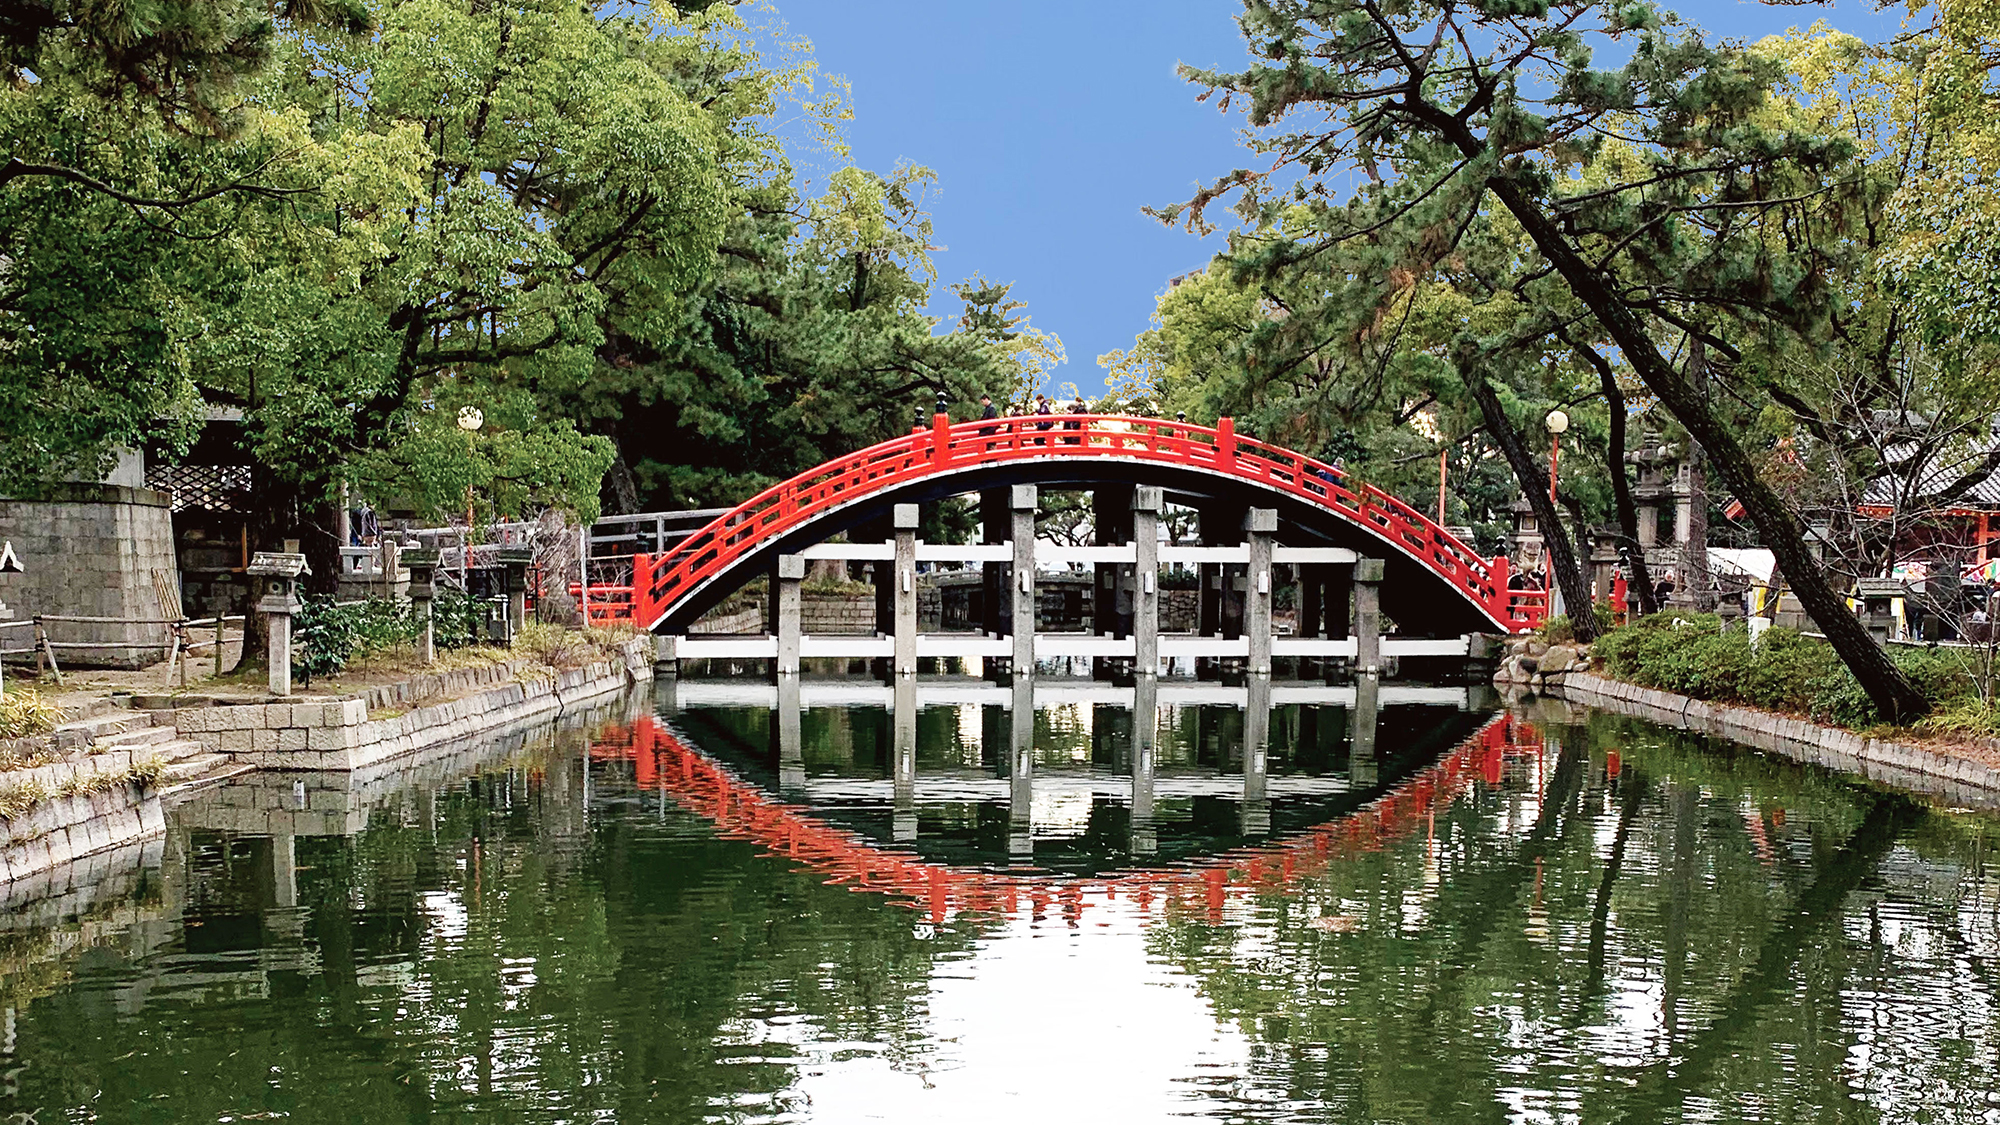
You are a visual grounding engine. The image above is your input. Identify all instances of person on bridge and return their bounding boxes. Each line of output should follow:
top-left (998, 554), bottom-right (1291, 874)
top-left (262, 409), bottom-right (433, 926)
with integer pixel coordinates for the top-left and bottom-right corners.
top-left (1063, 395), bottom-right (1087, 444)
top-left (1034, 395), bottom-right (1054, 444)
top-left (978, 393), bottom-right (1000, 449)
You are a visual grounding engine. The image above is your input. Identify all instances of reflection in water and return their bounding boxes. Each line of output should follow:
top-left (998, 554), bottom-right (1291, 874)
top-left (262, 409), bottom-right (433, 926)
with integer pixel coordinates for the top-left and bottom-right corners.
top-left (2, 683), bottom-right (2000, 1123)
top-left (679, 677), bottom-right (1492, 878)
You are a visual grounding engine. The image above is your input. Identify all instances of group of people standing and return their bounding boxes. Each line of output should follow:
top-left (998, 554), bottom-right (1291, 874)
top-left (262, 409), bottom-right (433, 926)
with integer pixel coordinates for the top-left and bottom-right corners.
top-left (975, 393), bottom-right (1092, 426)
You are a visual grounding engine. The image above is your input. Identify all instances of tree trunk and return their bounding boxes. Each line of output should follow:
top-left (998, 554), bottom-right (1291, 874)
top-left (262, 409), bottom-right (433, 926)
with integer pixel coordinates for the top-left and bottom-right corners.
top-left (1684, 343), bottom-right (1714, 610)
top-left (1460, 365), bottom-right (1599, 641)
top-left (1569, 339), bottom-right (1658, 615)
top-left (1484, 177), bottom-right (1927, 720)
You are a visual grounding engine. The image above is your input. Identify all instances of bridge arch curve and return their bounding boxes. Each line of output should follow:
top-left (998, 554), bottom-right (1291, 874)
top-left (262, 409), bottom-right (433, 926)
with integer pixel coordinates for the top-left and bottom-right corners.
top-left (630, 415), bottom-right (1542, 636)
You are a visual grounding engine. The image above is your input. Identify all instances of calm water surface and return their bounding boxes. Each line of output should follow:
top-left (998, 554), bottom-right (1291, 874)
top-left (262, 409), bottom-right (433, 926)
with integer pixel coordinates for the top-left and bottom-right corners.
top-left (4, 679), bottom-right (1999, 1124)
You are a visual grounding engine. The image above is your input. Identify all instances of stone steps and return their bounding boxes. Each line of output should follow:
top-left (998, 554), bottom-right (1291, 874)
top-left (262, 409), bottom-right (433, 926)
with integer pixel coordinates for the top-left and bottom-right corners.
top-left (50, 710), bottom-right (153, 743)
top-left (94, 727), bottom-right (176, 752)
top-left (154, 751), bottom-right (254, 799)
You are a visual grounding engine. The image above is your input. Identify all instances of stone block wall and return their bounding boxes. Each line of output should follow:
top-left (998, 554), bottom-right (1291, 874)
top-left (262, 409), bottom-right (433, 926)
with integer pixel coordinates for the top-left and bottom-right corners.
top-left (0, 483), bottom-right (179, 668)
top-left (170, 636), bottom-right (654, 771)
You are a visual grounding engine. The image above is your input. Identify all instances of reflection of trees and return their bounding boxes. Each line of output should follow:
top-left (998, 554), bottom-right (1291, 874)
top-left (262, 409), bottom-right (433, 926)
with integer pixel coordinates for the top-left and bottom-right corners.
top-left (1149, 717), bottom-right (1995, 1123)
top-left (4, 739), bottom-right (982, 1125)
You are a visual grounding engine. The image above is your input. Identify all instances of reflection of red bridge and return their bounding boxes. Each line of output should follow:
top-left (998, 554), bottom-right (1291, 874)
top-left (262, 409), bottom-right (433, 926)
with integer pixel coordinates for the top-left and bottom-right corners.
top-left (589, 714), bottom-right (1541, 924)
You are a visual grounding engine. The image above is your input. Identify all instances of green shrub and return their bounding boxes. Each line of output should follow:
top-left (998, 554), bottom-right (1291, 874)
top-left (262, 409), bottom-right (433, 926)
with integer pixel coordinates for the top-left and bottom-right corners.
top-left (1596, 611), bottom-right (2000, 730)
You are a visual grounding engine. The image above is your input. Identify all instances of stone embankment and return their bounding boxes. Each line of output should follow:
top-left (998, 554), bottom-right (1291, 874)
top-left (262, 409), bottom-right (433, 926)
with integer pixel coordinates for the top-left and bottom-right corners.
top-left (0, 634), bottom-right (655, 884)
top-left (1492, 633), bottom-right (2000, 805)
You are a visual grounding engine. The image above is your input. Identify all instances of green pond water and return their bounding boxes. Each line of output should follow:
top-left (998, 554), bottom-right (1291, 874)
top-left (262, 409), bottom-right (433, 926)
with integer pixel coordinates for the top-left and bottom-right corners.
top-left (3, 680), bottom-right (1999, 1124)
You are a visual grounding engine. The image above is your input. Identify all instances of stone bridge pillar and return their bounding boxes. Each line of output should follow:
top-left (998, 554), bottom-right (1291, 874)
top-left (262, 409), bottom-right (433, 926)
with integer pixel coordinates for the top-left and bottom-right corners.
top-left (1092, 485), bottom-right (1135, 680)
top-left (1132, 487), bottom-right (1161, 678)
top-left (1245, 509), bottom-right (1276, 677)
top-left (1009, 486), bottom-right (1037, 676)
top-left (892, 504), bottom-right (918, 676)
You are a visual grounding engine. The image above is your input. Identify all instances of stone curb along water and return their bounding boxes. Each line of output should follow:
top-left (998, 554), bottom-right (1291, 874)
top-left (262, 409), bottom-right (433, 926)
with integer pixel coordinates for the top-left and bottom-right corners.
top-left (0, 635), bottom-right (656, 886)
top-left (1552, 669), bottom-right (2000, 807)
top-left (165, 636), bottom-right (656, 770)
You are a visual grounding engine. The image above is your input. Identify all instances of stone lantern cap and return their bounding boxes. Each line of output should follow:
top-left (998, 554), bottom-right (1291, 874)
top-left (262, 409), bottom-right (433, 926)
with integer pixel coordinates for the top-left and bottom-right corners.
top-left (402, 548), bottom-right (441, 600)
top-left (494, 546), bottom-right (533, 566)
top-left (247, 551), bottom-right (308, 615)
top-left (1856, 577), bottom-right (1905, 599)
top-left (246, 552), bottom-right (309, 578)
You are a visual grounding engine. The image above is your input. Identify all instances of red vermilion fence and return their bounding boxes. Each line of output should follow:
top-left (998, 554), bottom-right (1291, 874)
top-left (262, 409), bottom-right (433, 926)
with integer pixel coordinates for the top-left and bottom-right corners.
top-left (603, 415), bottom-right (1546, 633)
top-left (589, 712), bottom-right (1539, 924)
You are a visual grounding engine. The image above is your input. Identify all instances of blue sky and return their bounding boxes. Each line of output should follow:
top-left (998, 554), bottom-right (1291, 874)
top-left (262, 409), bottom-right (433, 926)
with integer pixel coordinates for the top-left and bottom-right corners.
top-left (771, 0), bottom-right (1911, 394)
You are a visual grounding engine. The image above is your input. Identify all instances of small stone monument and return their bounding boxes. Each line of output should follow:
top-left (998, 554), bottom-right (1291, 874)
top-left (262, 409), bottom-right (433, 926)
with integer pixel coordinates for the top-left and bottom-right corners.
top-left (495, 546), bottom-right (533, 643)
top-left (403, 548), bottom-right (441, 664)
top-left (246, 552), bottom-right (309, 697)
top-left (1855, 577), bottom-right (1904, 645)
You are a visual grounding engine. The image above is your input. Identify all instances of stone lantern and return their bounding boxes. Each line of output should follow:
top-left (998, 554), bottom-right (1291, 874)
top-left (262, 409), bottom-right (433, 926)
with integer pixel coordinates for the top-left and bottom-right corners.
top-left (495, 546), bottom-right (533, 642)
top-left (1855, 577), bottom-right (1904, 644)
top-left (403, 548), bottom-right (441, 663)
top-left (246, 552), bottom-right (308, 697)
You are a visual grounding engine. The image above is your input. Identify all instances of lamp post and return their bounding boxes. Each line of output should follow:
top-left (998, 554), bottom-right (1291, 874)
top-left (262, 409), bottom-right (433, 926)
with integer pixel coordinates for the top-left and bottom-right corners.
top-left (1544, 409), bottom-right (1569, 612)
top-left (457, 406), bottom-right (483, 583)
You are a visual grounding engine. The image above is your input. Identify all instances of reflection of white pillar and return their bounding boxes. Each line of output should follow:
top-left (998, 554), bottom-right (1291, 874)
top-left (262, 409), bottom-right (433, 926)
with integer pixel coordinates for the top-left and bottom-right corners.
top-left (1130, 674), bottom-right (1157, 856)
top-left (1243, 675), bottom-right (1270, 836)
top-left (1133, 487), bottom-right (1161, 678)
top-left (893, 674), bottom-right (917, 841)
top-left (778, 674), bottom-right (804, 796)
top-left (1245, 509), bottom-right (1276, 677)
top-left (1350, 673), bottom-right (1379, 788)
top-left (893, 504), bottom-right (919, 676)
top-left (271, 832), bottom-right (297, 909)
top-left (1009, 674), bottom-right (1034, 860)
top-left (1010, 486), bottom-right (1038, 675)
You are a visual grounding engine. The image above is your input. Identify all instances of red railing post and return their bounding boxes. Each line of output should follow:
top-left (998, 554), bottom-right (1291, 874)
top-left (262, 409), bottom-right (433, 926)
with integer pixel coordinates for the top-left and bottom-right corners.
top-left (1216, 416), bottom-right (1237, 472)
top-left (931, 412), bottom-right (952, 467)
top-left (630, 552), bottom-right (653, 629)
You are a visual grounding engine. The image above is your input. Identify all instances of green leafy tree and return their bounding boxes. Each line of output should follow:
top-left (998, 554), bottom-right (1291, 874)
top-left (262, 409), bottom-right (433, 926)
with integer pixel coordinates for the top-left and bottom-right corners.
top-left (1162, 0), bottom-right (1928, 714)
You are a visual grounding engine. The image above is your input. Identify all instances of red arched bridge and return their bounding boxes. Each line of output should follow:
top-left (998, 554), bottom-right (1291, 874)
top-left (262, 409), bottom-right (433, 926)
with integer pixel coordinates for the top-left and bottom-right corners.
top-left (598, 414), bottom-right (1546, 637)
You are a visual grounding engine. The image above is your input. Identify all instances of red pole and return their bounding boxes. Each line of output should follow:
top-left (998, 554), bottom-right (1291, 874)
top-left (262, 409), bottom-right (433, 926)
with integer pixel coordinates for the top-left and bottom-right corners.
top-left (1437, 448), bottom-right (1447, 526)
top-left (1545, 432), bottom-right (1559, 611)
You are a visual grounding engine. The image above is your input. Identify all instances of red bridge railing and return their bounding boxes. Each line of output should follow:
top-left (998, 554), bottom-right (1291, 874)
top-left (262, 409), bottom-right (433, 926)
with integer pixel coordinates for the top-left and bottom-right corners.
top-left (633, 414), bottom-right (1544, 633)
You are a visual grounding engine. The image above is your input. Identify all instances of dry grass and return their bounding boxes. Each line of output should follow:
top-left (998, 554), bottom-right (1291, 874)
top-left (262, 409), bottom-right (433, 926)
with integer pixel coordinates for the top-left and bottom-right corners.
top-left (0, 758), bottom-right (165, 818)
top-left (0, 687), bottom-right (63, 740)
top-left (515, 622), bottom-right (638, 670)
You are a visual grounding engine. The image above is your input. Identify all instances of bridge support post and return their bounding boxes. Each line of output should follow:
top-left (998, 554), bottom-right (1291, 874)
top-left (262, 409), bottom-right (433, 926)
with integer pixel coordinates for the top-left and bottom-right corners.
top-left (893, 674), bottom-right (917, 841)
top-left (893, 503), bottom-right (919, 676)
top-left (1300, 566), bottom-right (1323, 639)
top-left (1010, 486), bottom-right (1037, 677)
top-left (1354, 557), bottom-right (1384, 676)
top-left (777, 673), bottom-right (804, 796)
top-left (1243, 674), bottom-right (1271, 836)
top-left (1350, 670), bottom-right (1379, 787)
top-left (1132, 487), bottom-right (1161, 677)
top-left (981, 488), bottom-right (1011, 647)
top-left (774, 555), bottom-right (804, 677)
top-left (1130, 672), bottom-right (1157, 856)
top-left (1008, 673), bottom-right (1035, 860)
top-left (1245, 509), bottom-right (1276, 677)
top-left (1092, 484), bottom-right (1135, 679)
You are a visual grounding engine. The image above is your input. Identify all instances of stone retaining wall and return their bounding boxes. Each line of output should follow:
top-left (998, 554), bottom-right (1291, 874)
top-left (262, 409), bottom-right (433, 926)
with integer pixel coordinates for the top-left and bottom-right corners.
top-left (170, 636), bottom-right (654, 771)
top-left (0, 481), bottom-right (178, 669)
top-left (0, 781), bottom-right (164, 886)
top-left (1555, 670), bottom-right (2000, 806)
